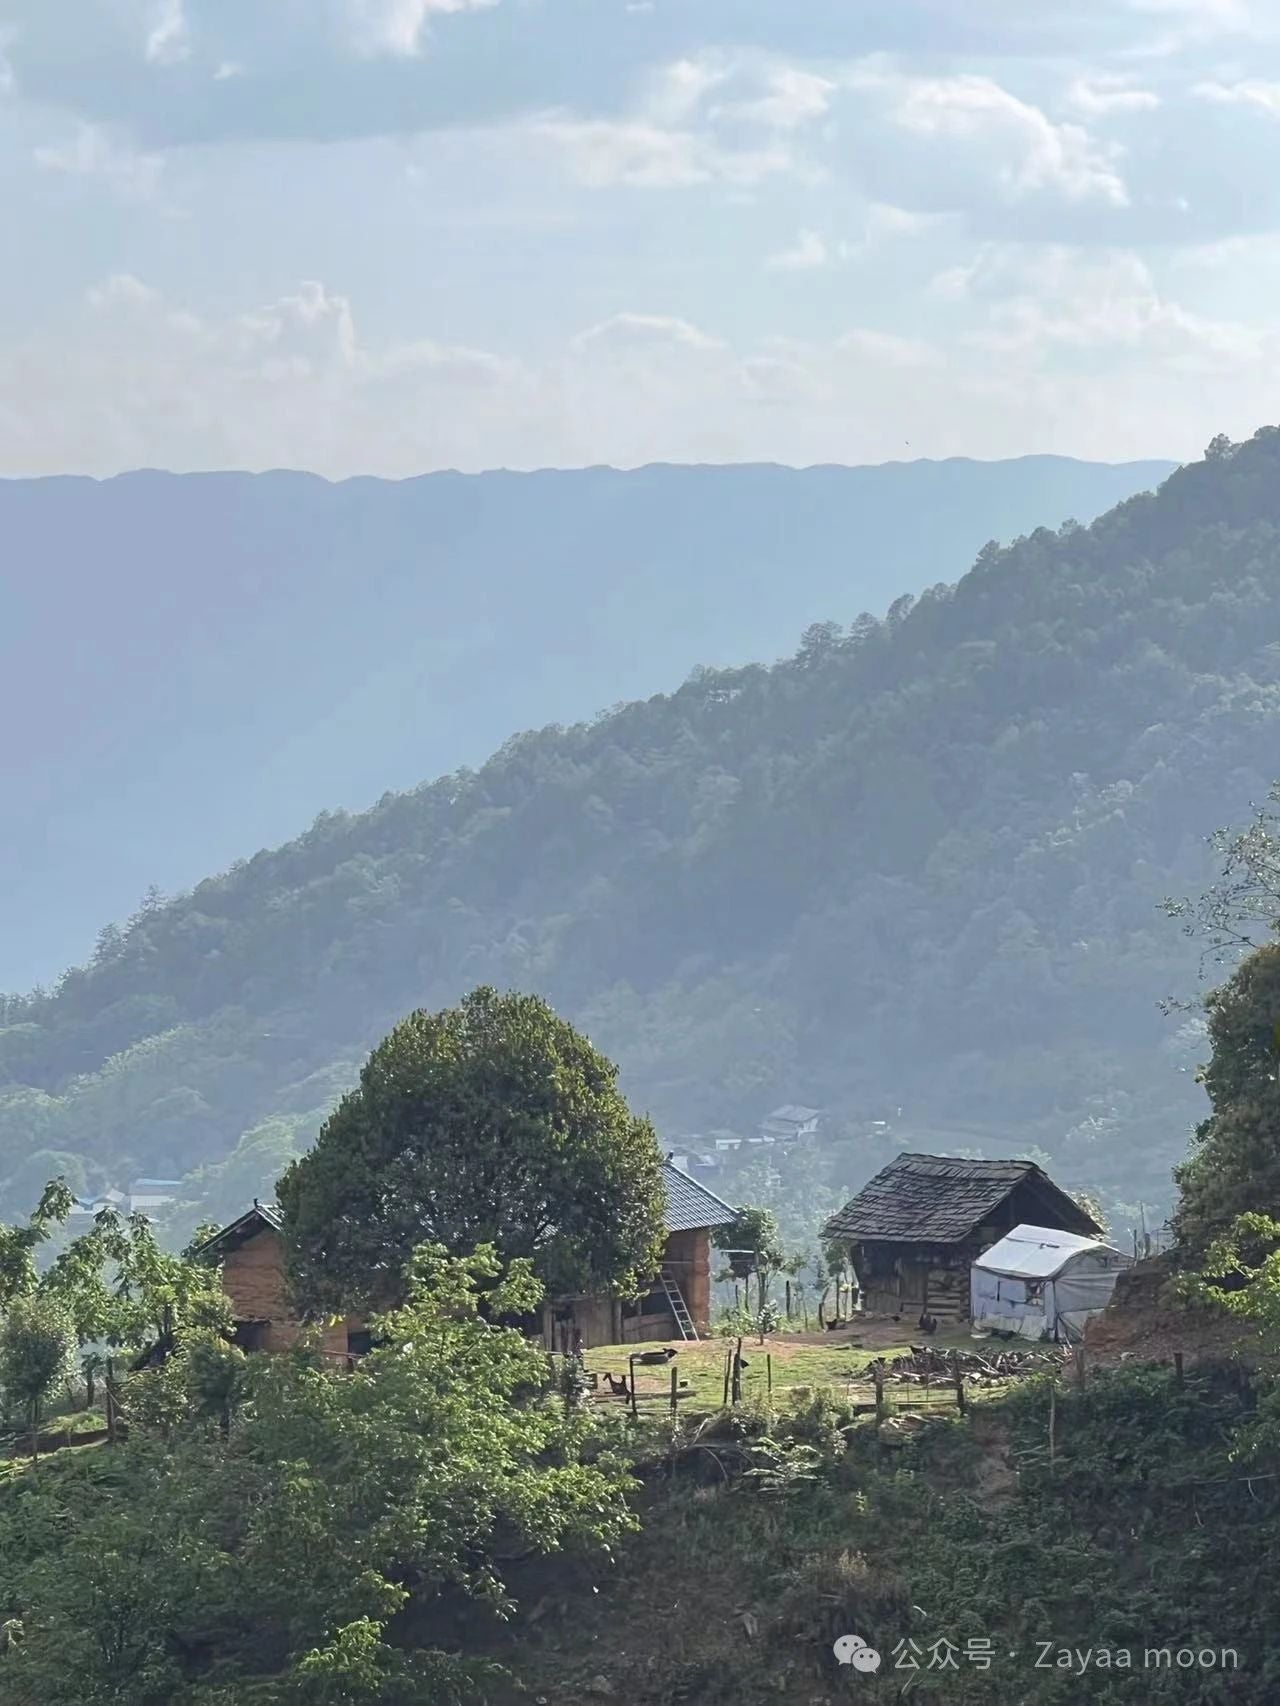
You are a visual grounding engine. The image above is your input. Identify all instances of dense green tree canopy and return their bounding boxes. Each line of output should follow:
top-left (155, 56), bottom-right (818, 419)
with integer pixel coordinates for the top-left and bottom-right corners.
top-left (277, 988), bottom-right (667, 1312)
top-left (0, 1244), bottom-right (635, 1705)
top-left (1174, 943), bottom-right (1280, 1253)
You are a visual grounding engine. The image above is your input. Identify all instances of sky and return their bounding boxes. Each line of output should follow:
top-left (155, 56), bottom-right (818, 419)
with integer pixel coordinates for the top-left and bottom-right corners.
top-left (2, 0), bottom-right (1280, 474)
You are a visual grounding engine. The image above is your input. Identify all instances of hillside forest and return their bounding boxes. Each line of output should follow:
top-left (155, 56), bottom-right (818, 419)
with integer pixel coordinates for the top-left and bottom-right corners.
top-left (5, 429), bottom-right (1280, 1239)
top-left (2, 454), bottom-right (1172, 987)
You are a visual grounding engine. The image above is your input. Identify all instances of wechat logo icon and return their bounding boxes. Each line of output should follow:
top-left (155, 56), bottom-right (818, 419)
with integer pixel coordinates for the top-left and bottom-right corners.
top-left (833, 1635), bottom-right (881, 1674)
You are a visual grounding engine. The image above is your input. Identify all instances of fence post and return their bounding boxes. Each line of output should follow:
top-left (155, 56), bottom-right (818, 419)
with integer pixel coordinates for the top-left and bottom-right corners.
top-left (1074, 1344), bottom-right (1087, 1391)
top-left (1048, 1383), bottom-right (1057, 1465)
top-left (953, 1351), bottom-right (966, 1416)
top-left (722, 1348), bottom-right (731, 1409)
top-left (670, 1365), bottom-right (678, 1416)
top-left (873, 1361), bottom-right (886, 1423)
top-left (104, 1359), bottom-right (118, 1446)
top-left (767, 1353), bottom-right (773, 1398)
top-left (731, 1338), bottom-right (744, 1406)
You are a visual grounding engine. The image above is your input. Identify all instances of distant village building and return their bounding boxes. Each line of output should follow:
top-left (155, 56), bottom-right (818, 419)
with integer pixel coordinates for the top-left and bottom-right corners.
top-left (198, 1161), bottom-right (736, 1359)
top-left (823, 1152), bottom-right (1099, 1326)
top-left (761, 1104), bottom-right (823, 1143)
top-left (129, 1178), bottom-right (182, 1214)
top-left (67, 1187), bottom-right (128, 1221)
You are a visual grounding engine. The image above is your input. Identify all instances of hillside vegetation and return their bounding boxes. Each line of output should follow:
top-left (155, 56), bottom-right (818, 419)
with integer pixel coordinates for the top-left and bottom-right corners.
top-left (8, 431), bottom-right (1280, 1226)
top-left (2, 454), bottom-right (1174, 988)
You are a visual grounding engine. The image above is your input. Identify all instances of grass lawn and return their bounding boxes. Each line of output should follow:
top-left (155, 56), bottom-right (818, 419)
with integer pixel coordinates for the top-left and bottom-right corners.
top-left (582, 1324), bottom-right (979, 1414)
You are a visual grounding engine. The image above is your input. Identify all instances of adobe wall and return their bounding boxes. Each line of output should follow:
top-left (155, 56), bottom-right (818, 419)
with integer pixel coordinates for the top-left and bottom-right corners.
top-left (223, 1228), bottom-right (288, 1323)
top-left (222, 1228), bottom-right (361, 1360)
top-left (663, 1227), bottom-right (713, 1330)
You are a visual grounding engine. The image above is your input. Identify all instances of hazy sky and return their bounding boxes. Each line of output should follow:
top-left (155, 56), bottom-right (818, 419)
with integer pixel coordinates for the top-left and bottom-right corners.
top-left (4, 0), bottom-right (1280, 474)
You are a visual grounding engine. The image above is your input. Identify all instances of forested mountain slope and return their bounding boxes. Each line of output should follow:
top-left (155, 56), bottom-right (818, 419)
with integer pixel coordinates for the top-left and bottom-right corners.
top-left (2, 455), bottom-right (1172, 987)
top-left (7, 431), bottom-right (1280, 1227)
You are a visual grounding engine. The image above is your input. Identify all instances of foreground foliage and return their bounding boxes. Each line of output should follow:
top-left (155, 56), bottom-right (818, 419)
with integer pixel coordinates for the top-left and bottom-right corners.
top-left (494, 1365), bottom-right (1277, 1704)
top-left (0, 1247), bottom-right (635, 1705)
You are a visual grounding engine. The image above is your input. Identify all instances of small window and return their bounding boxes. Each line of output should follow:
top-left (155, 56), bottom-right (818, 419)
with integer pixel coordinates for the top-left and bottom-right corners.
top-left (347, 1328), bottom-right (374, 1357)
top-left (233, 1321), bottom-right (270, 1352)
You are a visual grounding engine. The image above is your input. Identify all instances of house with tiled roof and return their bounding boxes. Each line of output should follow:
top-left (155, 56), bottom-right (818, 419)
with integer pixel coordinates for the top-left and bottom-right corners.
top-left (822, 1152), bottom-right (1099, 1326)
top-left (198, 1160), bottom-right (736, 1359)
top-left (543, 1159), bottom-right (736, 1351)
top-left (195, 1201), bottom-right (370, 1362)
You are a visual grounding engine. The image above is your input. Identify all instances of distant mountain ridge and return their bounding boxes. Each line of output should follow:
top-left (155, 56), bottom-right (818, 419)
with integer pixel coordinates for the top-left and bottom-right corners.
top-left (1, 454), bottom-right (1174, 987)
top-left (12, 430), bottom-right (1280, 1238)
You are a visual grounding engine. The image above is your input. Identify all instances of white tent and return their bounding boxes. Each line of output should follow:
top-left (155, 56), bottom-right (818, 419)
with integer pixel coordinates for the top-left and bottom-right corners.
top-left (970, 1223), bottom-right (1131, 1343)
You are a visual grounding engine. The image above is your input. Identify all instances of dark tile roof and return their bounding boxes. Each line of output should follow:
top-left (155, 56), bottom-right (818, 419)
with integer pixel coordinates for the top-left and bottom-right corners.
top-left (199, 1172), bottom-right (736, 1258)
top-left (663, 1160), bottom-right (736, 1233)
top-left (822, 1152), bottom-right (1098, 1246)
top-left (194, 1201), bottom-right (282, 1256)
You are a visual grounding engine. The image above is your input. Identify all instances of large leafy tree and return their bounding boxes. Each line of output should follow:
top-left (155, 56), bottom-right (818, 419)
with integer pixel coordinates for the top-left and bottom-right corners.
top-left (278, 987), bottom-right (667, 1312)
top-left (1173, 942), bottom-right (1280, 1254)
top-left (0, 1295), bottom-right (75, 1459)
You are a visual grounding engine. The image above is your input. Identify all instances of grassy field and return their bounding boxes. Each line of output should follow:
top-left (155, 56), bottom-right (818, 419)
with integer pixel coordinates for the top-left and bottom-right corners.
top-left (582, 1326), bottom-right (980, 1414)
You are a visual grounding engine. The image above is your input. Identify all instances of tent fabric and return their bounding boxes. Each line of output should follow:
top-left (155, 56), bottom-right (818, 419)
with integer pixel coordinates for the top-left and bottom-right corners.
top-left (975, 1224), bottom-right (1118, 1280)
top-left (970, 1224), bottom-right (1130, 1342)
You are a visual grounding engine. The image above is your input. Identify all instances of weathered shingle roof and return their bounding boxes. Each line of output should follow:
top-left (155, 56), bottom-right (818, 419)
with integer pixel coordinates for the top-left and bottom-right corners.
top-left (822, 1152), bottom-right (1098, 1246)
top-left (663, 1160), bottom-right (736, 1233)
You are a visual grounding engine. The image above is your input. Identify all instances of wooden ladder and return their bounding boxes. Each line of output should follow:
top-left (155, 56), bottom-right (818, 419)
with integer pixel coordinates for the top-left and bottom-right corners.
top-left (659, 1266), bottom-right (699, 1341)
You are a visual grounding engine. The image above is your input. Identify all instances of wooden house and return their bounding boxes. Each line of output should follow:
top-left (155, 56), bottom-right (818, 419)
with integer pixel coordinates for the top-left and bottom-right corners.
top-left (194, 1202), bottom-right (369, 1362)
top-left (199, 1160), bottom-right (735, 1358)
top-left (822, 1152), bottom-right (1099, 1326)
top-left (542, 1160), bottom-right (736, 1350)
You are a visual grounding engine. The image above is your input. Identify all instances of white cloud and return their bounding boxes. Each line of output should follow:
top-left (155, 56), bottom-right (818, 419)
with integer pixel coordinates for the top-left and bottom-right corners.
top-left (533, 115), bottom-right (790, 189)
top-left (1065, 74), bottom-right (1161, 114)
top-left (646, 57), bottom-right (731, 124)
top-left (0, 25), bottom-right (16, 95)
top-left (766, 229), bottom-right (829, 271)
top-left (872, 71), bottom-right (1129, 206)
top-left (86, 273), bottom-right (161, 311)
top-left (570, 312), bottom-right (725, 355)
top-left (955, 247), bottom-right (1259, 369)
top-left (339, 0), bottom-right (498, 58)
top-left (719, 66), bottom-right (837, 130)
top-left (33, 123), bottom-right (163, 200)
top-left (834, 327), bottom-right (936, 367)
top-left (1126, 0), bottom-right (1262, 50)
top-left (145, 0), bottom-right (190, 66)
top-left (1195, 78), bottom-right (1280, 115)
top-left (5, 262), bottom-right (1268, 480)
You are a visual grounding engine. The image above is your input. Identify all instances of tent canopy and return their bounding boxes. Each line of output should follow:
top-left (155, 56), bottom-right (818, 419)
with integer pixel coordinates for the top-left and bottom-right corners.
top-left (974, 1223), bottom-right (1122, 1281)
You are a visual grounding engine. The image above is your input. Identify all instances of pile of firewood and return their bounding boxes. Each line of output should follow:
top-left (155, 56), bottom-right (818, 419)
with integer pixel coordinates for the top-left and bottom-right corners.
top-left (851, 1343), bottom-right (1070, 1386)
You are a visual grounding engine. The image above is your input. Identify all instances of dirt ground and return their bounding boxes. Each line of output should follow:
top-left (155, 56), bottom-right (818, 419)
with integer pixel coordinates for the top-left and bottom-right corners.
top-left (1084, 1256), bottom-right (1253, 1368)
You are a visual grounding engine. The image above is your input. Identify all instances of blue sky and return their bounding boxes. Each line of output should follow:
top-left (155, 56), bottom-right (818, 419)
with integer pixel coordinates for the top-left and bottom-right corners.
top-left (3, 0), bottom-right (1280, 473)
